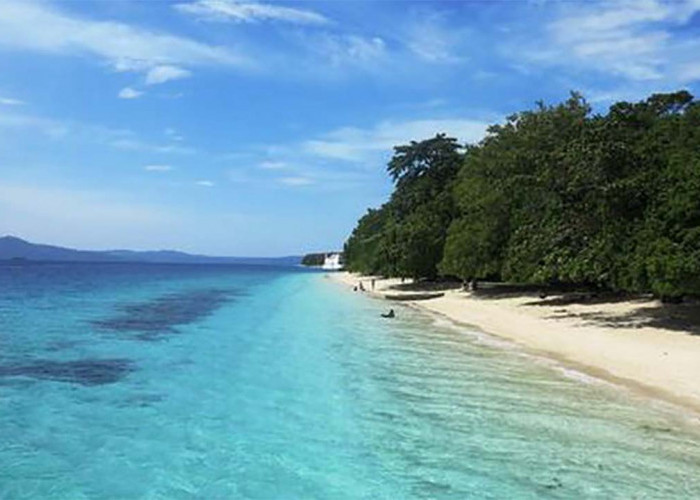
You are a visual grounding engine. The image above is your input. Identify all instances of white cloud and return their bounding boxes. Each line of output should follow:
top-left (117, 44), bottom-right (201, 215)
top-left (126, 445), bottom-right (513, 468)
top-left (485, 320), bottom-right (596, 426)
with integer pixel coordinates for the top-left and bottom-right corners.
top-left (165, 128), bottom-right (185, 141)
top-left (273, 31), bottom-right (391, 80)
top-left (110, 137), bottom-right (195, 155)
top-left (0, 109), bottom-right (197, 154)
top-left (0, 0), bottom-right (249, 81)
top-left (303, 118), bottom-right (490, 162)
top-left (309, 34), bottom-right (387, 68)
top-left (0, 96), bottom-right (24, 106)
top-left (175, 0), bottom-right (328, 25)
top-left (258, 160), bottom-right (286, 170)
top-left (118, 87), bottom-right (144, 99)
top-left (518, 0), bottom-right (700, 83)
top-left (279, 176), bottom-right (313, 186)
top-left (0, 110), bottom-right (71, 138)
top-left (196, 180), bottom-right (215, 187)
top-left (145, 65), bottom-right (192, 85)
top-left (404, 12), bottom-right (468, 64)
top-left (230, 116), bottom-right (493, 192)
top-left (144, 164), bottom-right (173, 172)
top-left (550, 0), bottom-right (692, 34)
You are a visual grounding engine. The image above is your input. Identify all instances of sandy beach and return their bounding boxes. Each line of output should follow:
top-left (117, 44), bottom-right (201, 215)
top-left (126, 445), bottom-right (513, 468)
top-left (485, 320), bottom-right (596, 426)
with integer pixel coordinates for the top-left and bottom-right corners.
top-left (328, 271), bottom-right (700, 415)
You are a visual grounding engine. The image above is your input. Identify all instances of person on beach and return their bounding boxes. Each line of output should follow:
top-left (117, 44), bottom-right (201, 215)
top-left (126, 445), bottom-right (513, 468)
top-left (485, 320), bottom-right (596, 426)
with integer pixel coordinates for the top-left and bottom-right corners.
top-left (381, 309), bottom-right (395, 318)
top-left (371, 279), bottom-right (376, 291)
top-left (359, 282), bottom-right (365, 292)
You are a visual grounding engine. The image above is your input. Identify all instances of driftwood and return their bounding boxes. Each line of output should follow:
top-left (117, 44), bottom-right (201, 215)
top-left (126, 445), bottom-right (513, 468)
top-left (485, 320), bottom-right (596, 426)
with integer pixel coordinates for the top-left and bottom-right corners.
top-left (383, 292), bottom-right (445, 301)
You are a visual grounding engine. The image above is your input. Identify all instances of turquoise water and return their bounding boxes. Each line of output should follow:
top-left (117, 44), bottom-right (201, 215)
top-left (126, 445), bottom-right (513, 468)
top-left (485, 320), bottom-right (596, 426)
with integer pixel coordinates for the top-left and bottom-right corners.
top-left (1, 263), bottom-right (700, 498)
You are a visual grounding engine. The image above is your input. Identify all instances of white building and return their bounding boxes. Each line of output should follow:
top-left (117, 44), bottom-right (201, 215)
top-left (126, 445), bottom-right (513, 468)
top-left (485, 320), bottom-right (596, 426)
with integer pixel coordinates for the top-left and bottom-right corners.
top-left (322, 253), bottom-right (343, 271)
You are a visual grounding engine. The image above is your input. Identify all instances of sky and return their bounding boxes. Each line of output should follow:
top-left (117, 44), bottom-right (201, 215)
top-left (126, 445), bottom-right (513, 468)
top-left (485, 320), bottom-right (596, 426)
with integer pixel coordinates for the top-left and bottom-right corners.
top-left (0, 0), bottom-right (699, 256)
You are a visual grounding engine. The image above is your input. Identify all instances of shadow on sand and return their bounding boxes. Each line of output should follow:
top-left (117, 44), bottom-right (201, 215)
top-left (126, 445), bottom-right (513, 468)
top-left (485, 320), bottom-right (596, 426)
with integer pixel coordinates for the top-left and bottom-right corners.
top-left (390, 279), bottom-right (700, 336)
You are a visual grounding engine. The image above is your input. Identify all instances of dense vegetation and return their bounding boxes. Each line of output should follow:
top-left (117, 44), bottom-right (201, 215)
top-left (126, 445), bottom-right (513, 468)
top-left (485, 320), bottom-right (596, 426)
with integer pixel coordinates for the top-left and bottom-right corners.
top-left (301, 253), bottom-right (328, 266)
top-left (343, 91), bottom-right (700, 299)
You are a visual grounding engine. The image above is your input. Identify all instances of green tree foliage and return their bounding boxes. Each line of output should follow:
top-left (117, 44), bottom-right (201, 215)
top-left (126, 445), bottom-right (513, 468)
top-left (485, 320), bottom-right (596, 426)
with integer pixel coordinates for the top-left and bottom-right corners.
top-left (344, 134), bottom-right (462, 278)
top-left (342, 206), bottom-right (392, 274)
top-left (301, 253), bottom-right (327, 266)
top-left (344, 91), bottom-right (700, 298)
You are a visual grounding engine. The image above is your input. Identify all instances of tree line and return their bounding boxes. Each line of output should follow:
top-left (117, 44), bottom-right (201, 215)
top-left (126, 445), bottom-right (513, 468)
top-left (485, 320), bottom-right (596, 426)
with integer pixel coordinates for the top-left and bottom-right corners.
top-left (301, 253), bottom-right (328, 266)
top-left (343, 91), bottom-right (700, 299)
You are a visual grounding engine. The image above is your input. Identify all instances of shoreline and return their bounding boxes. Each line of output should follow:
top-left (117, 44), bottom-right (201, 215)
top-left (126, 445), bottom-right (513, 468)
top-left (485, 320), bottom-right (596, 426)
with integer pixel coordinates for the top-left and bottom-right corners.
top-left (327, 271), bottom-right (700, 418)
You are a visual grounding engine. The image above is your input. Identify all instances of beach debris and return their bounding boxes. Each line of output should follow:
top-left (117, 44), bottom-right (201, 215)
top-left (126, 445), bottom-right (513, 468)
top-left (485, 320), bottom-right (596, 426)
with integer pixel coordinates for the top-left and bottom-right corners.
top-left (383, 292), bottom-right (444, 301)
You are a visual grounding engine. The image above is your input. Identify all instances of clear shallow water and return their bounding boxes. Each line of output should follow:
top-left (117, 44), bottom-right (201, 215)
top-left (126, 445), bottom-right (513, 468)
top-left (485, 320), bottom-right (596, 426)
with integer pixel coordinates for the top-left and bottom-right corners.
top-left (1, 263), bottom-right (700, 499)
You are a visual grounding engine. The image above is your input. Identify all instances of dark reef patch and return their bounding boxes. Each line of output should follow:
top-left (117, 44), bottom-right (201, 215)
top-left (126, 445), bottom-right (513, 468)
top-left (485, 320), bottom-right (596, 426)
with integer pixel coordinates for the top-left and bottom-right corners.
top-left (0, 358), bottom-right (134, 386)
top-left (92, 288), bottom-right (235, 340)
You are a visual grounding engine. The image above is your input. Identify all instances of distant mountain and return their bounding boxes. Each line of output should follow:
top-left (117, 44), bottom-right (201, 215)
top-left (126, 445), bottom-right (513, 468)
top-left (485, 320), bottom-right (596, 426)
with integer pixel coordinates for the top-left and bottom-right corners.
top-left (0, 236), bottom-right (114, 262)
top-left (0, 236), bottom-right (301, 266)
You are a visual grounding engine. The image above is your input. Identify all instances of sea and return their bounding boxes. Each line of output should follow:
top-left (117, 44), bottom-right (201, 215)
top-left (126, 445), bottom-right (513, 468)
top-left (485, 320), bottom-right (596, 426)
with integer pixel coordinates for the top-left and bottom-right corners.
top-left (1, 262), bottom-right (700, 499)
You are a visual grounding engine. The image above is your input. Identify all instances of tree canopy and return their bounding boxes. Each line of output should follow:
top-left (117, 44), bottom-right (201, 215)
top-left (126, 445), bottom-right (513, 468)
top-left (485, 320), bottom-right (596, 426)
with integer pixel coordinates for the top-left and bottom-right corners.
top-left (343, 91), bottom-right (700, 299)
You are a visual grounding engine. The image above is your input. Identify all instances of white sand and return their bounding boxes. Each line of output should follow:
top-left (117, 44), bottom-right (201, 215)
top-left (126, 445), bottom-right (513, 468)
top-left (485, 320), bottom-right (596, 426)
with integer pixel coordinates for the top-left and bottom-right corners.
top-left (328, 272), bottom-right (700, 413)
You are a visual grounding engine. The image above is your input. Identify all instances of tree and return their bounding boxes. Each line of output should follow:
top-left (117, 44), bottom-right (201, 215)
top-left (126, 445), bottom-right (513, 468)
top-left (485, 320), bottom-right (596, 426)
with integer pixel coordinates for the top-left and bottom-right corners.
top-left (345, 134), bottom-right (463, 279)
top-left (345, 91), bottom-right (700, 298)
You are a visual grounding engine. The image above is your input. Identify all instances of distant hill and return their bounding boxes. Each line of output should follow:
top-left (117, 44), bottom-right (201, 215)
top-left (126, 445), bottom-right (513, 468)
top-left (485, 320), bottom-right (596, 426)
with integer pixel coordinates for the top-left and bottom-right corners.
top-left (0, 236), bottom-right (301, 266)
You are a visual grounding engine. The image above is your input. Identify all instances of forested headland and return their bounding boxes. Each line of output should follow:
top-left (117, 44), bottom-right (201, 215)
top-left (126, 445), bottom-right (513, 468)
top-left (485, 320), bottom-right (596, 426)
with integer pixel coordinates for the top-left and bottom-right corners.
top-left (343, 91), bottom-right (700, 300)
top-left (301, 253), bottom-right (328, 266)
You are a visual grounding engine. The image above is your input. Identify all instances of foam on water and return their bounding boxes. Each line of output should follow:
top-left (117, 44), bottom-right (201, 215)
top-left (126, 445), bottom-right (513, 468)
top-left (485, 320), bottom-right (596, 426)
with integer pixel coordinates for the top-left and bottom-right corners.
top-left (2, 263), bottom-right (700, 498)
top-left (425, 305), bottom-right (610, 388)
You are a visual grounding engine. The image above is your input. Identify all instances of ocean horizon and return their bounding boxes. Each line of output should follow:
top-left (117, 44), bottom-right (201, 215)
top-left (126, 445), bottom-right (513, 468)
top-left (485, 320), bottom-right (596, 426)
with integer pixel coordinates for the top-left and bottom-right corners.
top-left (2, 261), bottom-right (700, 498)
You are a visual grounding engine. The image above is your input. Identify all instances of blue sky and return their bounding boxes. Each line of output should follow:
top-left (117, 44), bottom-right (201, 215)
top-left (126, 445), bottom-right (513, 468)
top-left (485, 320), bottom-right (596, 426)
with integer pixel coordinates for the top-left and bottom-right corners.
top-left (0, 0), bottom-right (699, 256)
